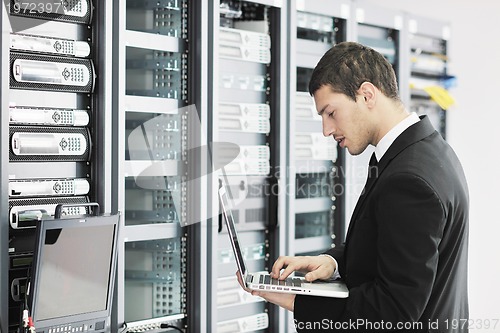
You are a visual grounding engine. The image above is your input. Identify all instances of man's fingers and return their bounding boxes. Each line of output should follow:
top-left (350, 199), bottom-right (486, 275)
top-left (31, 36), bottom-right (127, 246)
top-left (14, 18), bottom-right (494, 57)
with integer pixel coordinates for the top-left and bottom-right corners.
top-left (271, 256), bottom-right (301, 279)
top-left (250, 290), bottom-right (296, 312)
top-left (272, 256), bottom-right (309, 280)
top-left (270, 255), bottom-right (337, 280)
top-left (236, 271), bottom-right (244, 287)
top-left (304, 270), bottom-right (319, 282)
top-left (237, 271), bottom-right (294, 312)
top-left (271, 256), bottom-right (292, 278)
top-left (304, 260), bottom-right (335, 281)
top-left (279, 264), bottom-right (299, 280)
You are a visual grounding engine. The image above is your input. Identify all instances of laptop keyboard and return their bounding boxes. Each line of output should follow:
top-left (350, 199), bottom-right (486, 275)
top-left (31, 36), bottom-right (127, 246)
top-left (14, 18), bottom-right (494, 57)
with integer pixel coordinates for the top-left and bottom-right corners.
top-left (248, 274), bottom-right (302, 287)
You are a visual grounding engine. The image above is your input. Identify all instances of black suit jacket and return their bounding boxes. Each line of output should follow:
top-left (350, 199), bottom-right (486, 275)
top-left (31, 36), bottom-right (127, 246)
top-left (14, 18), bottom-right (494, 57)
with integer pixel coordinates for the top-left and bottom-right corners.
top-left (294, 116), bottom-right (469, 332)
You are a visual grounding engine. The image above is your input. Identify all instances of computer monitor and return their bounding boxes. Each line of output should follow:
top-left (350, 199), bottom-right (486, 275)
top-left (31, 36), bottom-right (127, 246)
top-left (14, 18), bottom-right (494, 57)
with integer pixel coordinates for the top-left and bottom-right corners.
top-left (28, 213), bottom-right (120, 333)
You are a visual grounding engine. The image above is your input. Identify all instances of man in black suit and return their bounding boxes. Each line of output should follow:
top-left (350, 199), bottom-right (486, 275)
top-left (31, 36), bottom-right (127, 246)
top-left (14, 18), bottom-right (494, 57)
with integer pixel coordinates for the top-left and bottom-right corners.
top-left (237, 42), bottom-right (469, 332)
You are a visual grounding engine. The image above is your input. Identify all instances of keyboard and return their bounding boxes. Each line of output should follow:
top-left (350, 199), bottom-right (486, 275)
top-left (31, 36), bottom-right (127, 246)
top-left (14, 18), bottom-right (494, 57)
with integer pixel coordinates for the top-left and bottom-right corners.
top-left (247, 274), bottom-right (302, 287)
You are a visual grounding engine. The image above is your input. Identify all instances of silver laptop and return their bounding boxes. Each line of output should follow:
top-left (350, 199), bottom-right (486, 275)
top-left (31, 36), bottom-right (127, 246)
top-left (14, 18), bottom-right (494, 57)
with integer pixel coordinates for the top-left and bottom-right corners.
top-left (219, 185), bottom-right (349, 298)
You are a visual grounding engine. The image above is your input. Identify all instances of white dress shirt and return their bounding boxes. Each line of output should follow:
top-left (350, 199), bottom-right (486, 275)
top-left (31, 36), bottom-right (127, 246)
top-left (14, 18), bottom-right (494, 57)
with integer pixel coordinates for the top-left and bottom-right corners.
top-left (374, 112), bottom-right (420, 162)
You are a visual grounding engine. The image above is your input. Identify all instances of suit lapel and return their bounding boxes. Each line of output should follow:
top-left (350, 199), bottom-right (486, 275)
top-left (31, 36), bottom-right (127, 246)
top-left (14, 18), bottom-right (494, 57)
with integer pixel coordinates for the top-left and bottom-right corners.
top-left (344, 116), bottom-right (437, 244)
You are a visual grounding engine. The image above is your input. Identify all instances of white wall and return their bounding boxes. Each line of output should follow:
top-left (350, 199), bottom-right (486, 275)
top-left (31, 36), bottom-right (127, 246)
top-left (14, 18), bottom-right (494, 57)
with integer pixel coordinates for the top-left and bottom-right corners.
top-left (368, 0), bottom-right (500, 331)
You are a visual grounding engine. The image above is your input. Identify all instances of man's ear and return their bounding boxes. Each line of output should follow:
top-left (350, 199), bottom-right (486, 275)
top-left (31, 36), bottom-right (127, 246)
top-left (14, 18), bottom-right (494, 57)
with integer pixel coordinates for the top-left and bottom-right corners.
top-left (357, 82), bottom-right (377, 107)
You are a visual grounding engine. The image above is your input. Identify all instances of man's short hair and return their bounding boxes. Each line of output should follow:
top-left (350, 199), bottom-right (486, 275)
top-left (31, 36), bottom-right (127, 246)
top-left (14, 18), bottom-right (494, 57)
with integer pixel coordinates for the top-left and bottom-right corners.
top-left (308, 41), bottom-right (401, 102)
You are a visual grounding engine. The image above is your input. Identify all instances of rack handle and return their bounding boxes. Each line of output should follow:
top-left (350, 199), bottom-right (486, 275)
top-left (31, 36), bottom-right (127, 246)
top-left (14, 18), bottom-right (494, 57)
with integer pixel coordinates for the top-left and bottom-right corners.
top-left (54, 202), bottom-right (100, 219)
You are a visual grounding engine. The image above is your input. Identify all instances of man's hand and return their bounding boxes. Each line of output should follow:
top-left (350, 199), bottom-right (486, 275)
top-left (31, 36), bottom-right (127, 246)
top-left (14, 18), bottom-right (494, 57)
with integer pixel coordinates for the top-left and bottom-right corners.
top-left (236, 271), bottom-right (295, 312)
top-left (271, 255), bottom-right (336, 282)
top-left (234, 255), bottom-right (336, 311)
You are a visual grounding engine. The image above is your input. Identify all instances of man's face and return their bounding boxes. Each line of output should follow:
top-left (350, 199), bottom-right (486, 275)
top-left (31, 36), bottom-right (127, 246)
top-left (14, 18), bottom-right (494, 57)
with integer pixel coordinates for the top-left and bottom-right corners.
top-left (313, 85), bottom-right (373, 156)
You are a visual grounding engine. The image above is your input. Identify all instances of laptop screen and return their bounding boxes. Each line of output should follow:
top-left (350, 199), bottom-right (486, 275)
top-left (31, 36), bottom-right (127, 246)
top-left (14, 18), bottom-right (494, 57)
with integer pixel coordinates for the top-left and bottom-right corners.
top-left (219, 186), bottom-right (247, 276)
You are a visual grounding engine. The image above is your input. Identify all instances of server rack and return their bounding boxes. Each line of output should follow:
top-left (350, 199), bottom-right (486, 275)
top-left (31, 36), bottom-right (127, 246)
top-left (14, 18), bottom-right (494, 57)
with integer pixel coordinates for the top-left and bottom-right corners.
top-left (209, 0), bottom-right (287, 332)
top-left (1, 5), bottom-right (10, 330)
top-left (403, 14), bottom-right (451, 139)
top-left (289, 0), bottom-right (349, 255)
top-left (287, 1), bottom-right (350, 331)
top-left (111, 0), bottom-right (203, 332)
top-left (2, 1), bottom-right (111, 331)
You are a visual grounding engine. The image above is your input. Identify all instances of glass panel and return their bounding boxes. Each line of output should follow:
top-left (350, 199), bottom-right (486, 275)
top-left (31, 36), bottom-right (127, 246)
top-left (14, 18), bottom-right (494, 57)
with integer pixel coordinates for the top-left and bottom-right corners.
top-left (124, 111), bottom-right (183, 226)
top-left (126, 0), bottom-right (185, 38)
top-left (124, 176), bottom-right (182, 225)
top-left (124, 238), bottom-right (184, 322)
top-left (357, 24), bottom-right (397, 66)
top-left (296, 11), bottom-right (336, 43)
top-left (218, 242), bottom-right (266, 265)
top-left (295, 210), bottom-right (331, 239)
top-left (125, 112), bottom-right (182, 161)
top-left (295, 172), bottom-right (332, 199)
top-left (126, 47), bottom-right (183, 99)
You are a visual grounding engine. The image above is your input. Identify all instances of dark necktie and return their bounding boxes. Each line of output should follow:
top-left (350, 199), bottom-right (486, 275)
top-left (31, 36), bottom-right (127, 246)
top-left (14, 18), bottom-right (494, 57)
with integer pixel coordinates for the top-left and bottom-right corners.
top-left (369, 152), bottom-right (378, 167)
top-left (365, 152), bottom-right (379, 191)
